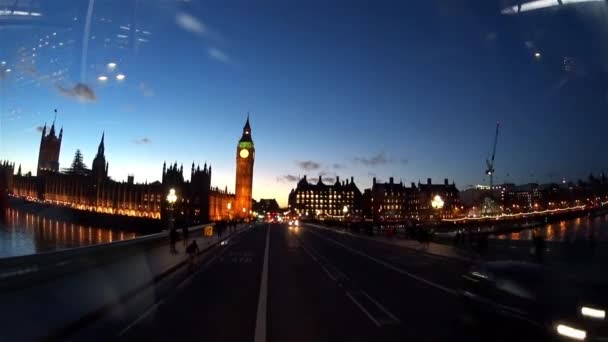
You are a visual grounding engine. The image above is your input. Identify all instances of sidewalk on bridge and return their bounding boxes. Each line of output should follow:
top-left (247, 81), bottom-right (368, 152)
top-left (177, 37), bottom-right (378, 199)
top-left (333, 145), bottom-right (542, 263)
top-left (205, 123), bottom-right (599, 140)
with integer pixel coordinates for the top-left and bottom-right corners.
top-left (306, 223), bottom-right (608, 284)
top-left (305, 223), bottom-right (476, 262)
top-left (0, 223), bottom-right (249, 341)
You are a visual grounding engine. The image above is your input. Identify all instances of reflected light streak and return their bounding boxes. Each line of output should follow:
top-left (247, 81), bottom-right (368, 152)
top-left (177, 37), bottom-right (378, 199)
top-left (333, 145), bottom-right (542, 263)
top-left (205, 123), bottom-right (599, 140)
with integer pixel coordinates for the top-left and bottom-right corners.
top-left (502, 0), bottom-right (602, 14)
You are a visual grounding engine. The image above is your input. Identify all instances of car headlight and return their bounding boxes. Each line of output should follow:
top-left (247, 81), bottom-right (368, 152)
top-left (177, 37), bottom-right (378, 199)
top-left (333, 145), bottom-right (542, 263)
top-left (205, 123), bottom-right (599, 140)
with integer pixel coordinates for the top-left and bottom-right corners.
top-left (581, 306), bottom-right (605, 320)
top-left (556, 324), bottom-right (586, 341)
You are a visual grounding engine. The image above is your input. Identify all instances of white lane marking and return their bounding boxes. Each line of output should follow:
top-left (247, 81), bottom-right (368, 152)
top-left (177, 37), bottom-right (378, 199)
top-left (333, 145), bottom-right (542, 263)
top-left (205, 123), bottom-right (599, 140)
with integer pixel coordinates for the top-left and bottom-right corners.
top-left (117, 300), bottom-right (163, 337)
top-left (301, 243), bottom-right (339, 281)
top-left (300, 239), bottom-right (400, 327)
top-left (254, 225), bottom-right (270, 342)
top-left (346, 292), bottom-right (381, 327)
top-left (360, 291), bottom-right (401, 325)
top-left (118, 230), bottom-right (248, 337)
top-left (306, 228), bottom-right (457, 295)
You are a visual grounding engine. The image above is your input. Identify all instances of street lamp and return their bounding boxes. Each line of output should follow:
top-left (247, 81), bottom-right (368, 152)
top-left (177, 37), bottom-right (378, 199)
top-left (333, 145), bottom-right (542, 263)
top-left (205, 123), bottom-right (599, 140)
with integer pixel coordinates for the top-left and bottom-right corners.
top-left (431, 195), bottom-right (444, 209)
top-left (166, 188), bottom-right (177, 231)
top-left (431, 195), bottom-right (444, 220)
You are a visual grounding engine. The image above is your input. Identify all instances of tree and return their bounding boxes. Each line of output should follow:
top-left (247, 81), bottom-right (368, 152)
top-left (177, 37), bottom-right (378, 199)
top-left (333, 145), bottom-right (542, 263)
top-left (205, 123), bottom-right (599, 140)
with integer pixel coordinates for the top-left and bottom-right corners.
top-left (65, 149), bottom-right (89, 175)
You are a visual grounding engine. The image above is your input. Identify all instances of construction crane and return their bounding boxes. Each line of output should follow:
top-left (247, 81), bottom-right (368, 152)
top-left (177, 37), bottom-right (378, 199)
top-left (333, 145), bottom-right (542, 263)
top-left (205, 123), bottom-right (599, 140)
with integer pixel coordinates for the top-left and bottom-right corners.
top-left (481, 122), bottom-right (500, 217)
top-left (486, 122), bottom-right (500, 189)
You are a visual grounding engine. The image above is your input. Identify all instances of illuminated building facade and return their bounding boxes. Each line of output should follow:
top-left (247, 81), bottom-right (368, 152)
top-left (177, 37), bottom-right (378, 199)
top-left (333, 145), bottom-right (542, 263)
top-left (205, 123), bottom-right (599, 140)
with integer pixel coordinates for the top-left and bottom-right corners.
top-left (362, 177), bottom-right (460, 221)
top-left (415, 178), bottom-right (460, 220)
top-left (5, 121), bottom-right (243, 224)
top-left (288, 176), bottom-right (362, 217)
top-left (363, 177), bottom-right (418, 221)
top-left (235, 116), bottom-right (255, 218)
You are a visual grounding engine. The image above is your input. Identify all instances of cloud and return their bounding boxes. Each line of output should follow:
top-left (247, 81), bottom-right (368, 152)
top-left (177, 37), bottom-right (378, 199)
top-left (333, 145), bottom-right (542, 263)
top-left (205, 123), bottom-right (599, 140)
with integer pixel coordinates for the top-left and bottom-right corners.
top-left (322, 176), bottom-right (335, 183)
top-left (176, 12), bottom-right (207, 36)
top-left (296, 160), bottom-right (321, 171)
top-left (36, 126), bottom-right (44, 132)
top-left (319, 171), bottom-right (337, 184)
top-left (354, 152), bottom-right (392, 166)
top-left (139, 82), bottom-right (155, 97)
top-left (332, 163), bottom-right (345, 169)
top-left (56, 83), bottom-right (96, 102)
top-left (277, 174), bottom-right (299, 183)
top-left (133, 137), bottom-right (152, 145)
top-left (207, 47), bottom-right (230, 64)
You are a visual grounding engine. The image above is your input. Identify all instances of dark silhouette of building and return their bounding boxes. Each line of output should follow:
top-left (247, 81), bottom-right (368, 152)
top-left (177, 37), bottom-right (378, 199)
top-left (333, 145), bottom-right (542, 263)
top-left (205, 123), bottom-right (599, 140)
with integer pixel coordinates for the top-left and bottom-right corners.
top-left (288, 175), bottom-right (362, 217)
top-left (37, 121), bottom-right (62, 173)
top-left (91, 132), bottom-right (109, 182)
top-left (0, 161), bottom-right (14, 222)
top-left (253, 198), bottom-right (280, 214)
top-left (235, 115), bottom-right (255, 218)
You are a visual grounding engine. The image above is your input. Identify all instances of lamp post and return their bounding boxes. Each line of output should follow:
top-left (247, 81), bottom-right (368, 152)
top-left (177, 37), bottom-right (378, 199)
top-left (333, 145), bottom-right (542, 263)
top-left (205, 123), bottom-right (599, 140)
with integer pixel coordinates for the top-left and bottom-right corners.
top-left (342, 205), bottom-right (348, 221)
top-left (227, 202), bottom-right (232, 220)
top-left (431, 194), bottom-right (444, 221)
top-left (166, 188), bottom-right (177, 231)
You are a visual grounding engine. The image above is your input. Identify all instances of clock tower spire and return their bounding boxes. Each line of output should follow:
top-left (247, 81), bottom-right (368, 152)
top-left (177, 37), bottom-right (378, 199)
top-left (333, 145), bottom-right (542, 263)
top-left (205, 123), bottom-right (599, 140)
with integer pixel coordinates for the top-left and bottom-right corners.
top-left (235, 114), bottom-right (254, 219)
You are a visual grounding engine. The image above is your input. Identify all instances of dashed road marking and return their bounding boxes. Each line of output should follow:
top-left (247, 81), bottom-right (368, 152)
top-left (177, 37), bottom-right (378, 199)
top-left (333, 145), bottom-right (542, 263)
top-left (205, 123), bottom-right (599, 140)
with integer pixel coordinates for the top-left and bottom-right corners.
top-left (254, 225), bottom-right (270, 342)
top-left (300, 238), bottom-right (401, 328)
top-left (306, 228), bottom-right (457, 296)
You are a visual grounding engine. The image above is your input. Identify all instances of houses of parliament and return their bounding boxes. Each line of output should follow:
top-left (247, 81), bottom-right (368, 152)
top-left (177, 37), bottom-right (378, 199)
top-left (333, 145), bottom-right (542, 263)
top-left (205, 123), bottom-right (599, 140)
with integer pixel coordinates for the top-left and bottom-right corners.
top-left (0, 116), bottom-right (256, 225)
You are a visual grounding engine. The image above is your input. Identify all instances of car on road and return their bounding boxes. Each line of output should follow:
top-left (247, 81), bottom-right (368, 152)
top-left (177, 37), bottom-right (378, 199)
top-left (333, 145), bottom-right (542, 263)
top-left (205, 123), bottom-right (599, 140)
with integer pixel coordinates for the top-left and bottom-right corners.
top-left (460, 261), bottom-right (607, 341)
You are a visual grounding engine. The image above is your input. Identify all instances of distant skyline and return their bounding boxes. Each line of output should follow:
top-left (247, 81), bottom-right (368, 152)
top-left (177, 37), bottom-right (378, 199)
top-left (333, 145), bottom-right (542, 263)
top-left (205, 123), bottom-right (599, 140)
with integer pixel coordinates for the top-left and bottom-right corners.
top-left (2, 0), bottom-right (608, 207)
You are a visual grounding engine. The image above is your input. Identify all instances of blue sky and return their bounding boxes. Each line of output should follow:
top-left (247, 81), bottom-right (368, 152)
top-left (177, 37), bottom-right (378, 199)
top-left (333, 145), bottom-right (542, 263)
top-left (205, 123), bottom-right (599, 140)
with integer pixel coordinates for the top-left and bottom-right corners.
top-left (1, 0), bottom-right (608, 206)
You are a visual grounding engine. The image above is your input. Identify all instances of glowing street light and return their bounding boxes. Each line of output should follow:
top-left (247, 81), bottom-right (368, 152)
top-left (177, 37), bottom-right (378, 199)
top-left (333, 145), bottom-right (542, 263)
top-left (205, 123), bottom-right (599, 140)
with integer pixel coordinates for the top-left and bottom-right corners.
top-left (107, 62), bottom-right (117, 70)
top-left (166, 188), bottom-right (177, 231)
top-left (116, 73), bottom-right (126, 81)
top-left (166, 188), bottom-right (177, 204)
top-left (343, 205), bottom-right (348, 214)
top-left (431, 195), bottom-right (444, 209)
top-left (98, 75), bottom-right (108, 82)
top-left (534, 52), bottom-right (541, 59)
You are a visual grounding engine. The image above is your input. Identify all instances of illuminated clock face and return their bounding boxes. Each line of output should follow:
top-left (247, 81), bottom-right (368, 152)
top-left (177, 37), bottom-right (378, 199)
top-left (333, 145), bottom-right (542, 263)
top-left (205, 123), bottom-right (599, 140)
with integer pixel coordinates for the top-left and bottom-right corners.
top-left (239, 148), bottom-right (249, 159)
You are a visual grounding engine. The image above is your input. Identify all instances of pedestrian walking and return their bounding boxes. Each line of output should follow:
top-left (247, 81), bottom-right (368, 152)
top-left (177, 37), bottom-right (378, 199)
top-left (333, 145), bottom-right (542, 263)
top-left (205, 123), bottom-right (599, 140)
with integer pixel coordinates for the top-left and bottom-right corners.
top-left (182, 225), bottom-right (189, 246)
top-left (169, 228), bottom-right (178, 254)
top-left (216, 221), bottom-right (223, 238)
top-left (186, 240), bottom-right (200, 272)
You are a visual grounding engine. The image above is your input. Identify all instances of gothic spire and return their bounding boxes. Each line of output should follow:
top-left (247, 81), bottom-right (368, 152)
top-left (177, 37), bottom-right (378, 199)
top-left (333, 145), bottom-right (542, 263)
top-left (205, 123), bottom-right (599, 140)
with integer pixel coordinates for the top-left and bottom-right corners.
top-left (244, 112), bottom-right (251, 130)
top-left (239, 113), bottom-right (253, 143)
top-left (49, 109), bottom-right (57, 136)
top-left (97, 131), bottom-right (105, 156)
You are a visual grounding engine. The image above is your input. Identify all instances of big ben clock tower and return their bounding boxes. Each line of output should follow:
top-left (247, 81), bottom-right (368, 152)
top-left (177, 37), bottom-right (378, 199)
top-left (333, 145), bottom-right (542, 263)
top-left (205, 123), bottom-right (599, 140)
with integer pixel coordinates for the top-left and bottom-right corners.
top-left (235, 114), bottom-right (254, 219)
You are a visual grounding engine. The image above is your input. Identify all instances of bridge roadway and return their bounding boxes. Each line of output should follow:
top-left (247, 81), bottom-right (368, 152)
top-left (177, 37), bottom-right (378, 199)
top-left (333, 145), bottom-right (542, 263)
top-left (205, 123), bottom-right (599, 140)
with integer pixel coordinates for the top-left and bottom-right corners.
top-left (61, 223), bottom-right (539, 342)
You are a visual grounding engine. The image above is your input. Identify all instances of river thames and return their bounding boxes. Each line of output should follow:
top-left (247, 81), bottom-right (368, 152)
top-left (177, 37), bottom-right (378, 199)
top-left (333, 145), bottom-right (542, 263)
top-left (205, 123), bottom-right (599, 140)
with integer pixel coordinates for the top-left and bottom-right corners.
top-left (494, 213), bottom-right (608, 241)
top-left (0, 208), bottom-right (141, 258)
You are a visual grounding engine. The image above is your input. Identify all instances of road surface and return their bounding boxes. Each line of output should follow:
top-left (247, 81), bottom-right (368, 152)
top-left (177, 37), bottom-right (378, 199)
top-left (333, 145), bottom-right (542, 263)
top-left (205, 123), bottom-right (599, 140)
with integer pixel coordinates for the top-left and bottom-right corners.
top-left (86, 223), bottom-right (543, 341)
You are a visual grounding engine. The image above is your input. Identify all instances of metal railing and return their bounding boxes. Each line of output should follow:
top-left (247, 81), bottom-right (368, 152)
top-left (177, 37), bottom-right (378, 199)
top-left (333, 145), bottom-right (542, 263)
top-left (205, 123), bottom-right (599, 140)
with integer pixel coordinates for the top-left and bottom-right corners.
top-left (0, 223), bottom-right (215, 291)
